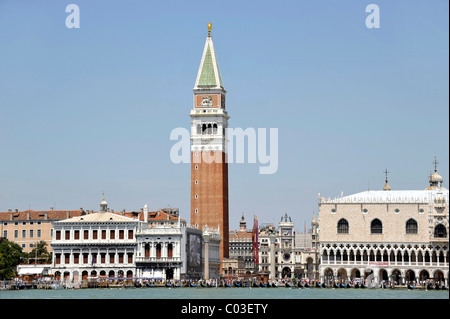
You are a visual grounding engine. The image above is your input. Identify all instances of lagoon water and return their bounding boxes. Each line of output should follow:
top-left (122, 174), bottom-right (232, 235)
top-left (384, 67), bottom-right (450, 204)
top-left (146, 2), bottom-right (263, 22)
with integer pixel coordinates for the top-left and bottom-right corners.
top-left (0, 287), bottom-right (448, 299)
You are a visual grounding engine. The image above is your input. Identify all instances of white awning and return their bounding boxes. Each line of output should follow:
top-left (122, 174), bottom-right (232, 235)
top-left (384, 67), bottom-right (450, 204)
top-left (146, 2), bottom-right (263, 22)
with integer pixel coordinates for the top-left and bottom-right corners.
top-left (18, 267), bottom-right (44, 275)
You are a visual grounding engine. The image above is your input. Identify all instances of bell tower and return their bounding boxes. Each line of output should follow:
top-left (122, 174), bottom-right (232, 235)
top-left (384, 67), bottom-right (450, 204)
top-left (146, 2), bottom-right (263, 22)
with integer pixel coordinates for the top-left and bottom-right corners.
top-left (190, 23), bottom-right (229, 264)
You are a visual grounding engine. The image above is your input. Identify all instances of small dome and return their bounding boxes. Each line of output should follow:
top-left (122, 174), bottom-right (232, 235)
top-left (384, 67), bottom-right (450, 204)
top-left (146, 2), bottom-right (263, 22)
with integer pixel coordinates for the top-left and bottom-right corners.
top-left (383, 182), bottom-right (391, 191)
top-left (100, 196), bottom-right (108, 212)
top-left (427, 157), bottom-right (445, 190)
top-left (426, 168), bottom-right (445, 190)
top-left (430, 172), bottom-right (443, 184)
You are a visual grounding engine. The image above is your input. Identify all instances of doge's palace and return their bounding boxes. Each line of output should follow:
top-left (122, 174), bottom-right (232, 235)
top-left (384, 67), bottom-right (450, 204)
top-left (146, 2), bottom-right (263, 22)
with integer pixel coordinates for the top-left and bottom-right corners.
top-left (318, 162), bottom-right (449, 287)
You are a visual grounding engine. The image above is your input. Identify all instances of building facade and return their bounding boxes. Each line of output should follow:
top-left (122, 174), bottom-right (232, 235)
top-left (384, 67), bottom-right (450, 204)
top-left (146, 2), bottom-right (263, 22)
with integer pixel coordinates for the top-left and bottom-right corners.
top-left (50, 199), bottom-right (139, 283)
top-left (49, 199), bottom-right (220, 283)
top-left (257, 213), bottom-right (318, 280)
top-left (135, 205), bottom-right (221, 281)
top-left (229, 215), bottom-right (254, 273)
top-left (190, 23), bottom-right (229, 265)
top-left (294, 219), bottom-right (319, 280)
top-left (0, 209), bottom-right (83, 253)
top-left (318, 166), bottom-right (449, 286)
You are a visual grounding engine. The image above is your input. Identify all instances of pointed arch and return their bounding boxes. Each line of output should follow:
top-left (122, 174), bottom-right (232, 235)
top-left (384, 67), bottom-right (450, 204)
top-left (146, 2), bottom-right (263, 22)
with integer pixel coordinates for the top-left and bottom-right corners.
top-left (406, 218), bottom-right (418, 234)
top-left (337, 218), bottom-right (349, 234)
top-left (370, 218), bottom-right (383, 234)
top-left (434, 224), bottom-right (447, 238)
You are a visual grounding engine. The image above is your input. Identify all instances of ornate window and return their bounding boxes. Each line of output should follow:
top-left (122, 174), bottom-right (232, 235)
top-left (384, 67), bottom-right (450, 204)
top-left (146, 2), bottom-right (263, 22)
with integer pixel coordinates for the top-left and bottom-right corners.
top-left (337, 218), bottom-right (349, 234)
top-left (370, 219), bottom-right (383, 234)
top-left (405, 218), bottom-right (418, 234)
top-left (434, 224), bottom-right (447, 238)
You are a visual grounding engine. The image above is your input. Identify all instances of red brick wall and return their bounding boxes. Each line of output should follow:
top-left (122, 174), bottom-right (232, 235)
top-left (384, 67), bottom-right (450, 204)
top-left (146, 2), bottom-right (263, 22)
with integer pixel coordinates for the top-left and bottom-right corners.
top-left (191, 151), bottom-right (229, 263)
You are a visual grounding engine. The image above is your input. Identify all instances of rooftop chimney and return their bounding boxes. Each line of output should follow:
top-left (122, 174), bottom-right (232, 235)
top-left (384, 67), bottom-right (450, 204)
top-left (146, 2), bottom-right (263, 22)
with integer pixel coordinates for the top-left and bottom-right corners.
top-left (144, 204), bottom-right (148, 222)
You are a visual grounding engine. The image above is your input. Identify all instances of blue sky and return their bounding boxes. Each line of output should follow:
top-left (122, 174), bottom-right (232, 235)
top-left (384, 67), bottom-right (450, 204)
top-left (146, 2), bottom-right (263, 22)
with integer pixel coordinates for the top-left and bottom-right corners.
top-left (0, 0), bottom-right (448, 232)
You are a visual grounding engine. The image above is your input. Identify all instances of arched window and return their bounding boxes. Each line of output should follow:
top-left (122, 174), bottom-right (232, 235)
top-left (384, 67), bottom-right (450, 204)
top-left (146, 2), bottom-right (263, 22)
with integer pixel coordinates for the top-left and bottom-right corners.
top-left (434, 224), bottom-right (447, 238)
top-left (156, 243), bottom-right (162, 259)
top-left (405, 219), bottom-right (418, 234)
top-left (213, 123), bottom-right (218, 134)
top-left (371, 219), bottom-right (383, 234)
top-left (337, 219), bottom-right (349, 234)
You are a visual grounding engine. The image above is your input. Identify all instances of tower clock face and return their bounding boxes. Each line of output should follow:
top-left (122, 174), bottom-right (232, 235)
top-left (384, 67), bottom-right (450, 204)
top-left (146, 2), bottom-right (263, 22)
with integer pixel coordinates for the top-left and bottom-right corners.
top-left (284, 253), bottom-right (290, 261)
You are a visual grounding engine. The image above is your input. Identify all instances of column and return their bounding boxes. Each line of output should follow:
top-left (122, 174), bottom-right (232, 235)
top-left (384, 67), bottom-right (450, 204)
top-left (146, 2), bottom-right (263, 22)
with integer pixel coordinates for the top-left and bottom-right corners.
top-left (204, 235), bottom-right (210, 280)
top-left (162, 242), bottom-right (168, 259)
top-left (151, 242), bottom-right (155, 258)
top-left (270, 237), bottom-right (276, 281)
top-left (176, 241), bottom-right (181, 259)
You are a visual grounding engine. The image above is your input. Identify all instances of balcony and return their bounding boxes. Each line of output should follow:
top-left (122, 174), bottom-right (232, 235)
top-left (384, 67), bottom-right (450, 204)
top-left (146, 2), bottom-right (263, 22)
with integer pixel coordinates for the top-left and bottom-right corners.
top-left (430, 236), bottom-right (448, 243)
top-left (137, 228), bottom-right (182, 236)
top-left (135, 256), bottom-right (181, 264)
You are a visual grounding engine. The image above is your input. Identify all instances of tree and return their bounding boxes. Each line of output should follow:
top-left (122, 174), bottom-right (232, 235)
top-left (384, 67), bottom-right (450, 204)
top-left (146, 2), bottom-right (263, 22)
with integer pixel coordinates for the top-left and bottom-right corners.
top-left (0, 239), bottom-right (25, 280)
top-left (27, 240), bottom-right (52, 264)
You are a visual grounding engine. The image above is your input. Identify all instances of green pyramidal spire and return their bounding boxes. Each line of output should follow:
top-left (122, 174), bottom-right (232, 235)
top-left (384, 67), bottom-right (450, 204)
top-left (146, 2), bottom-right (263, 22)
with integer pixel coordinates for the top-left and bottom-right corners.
top-left (194, 23), bottom-right (224, 89)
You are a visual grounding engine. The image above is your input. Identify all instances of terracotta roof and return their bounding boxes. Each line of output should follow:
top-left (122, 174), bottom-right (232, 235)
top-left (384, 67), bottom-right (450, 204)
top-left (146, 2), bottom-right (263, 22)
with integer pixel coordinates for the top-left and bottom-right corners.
top-left (116, 210), bottom-right (185, 223)
top-left (0, 209), bottom-right (185, 223)
top-left (0, 210), bottom-right (83, 221)
top-left (229, 230), bottom-right (253, 240)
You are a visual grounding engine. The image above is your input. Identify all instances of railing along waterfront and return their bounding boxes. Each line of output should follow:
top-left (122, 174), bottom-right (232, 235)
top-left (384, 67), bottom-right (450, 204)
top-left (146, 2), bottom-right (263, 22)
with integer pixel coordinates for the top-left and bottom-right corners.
top-left (135, 256), bottom-right (182, 263)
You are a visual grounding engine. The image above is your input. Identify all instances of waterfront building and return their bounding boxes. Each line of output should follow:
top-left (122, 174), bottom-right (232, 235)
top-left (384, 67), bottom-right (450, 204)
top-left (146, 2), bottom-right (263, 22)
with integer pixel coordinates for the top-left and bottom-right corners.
top-left (317, 162), bottom-right (449, 287)
top-left (0, 208), bottom-right (82, 253)
top-left (294, 218), bottom-right (319, 280)
top-left (135, 205), bottom-right (221, 281)
top-left (257, 213), bottom-right (318, 280)
top-left (222, 257), bottom-right (246, 278)
top-left (259, 215), bottom-right (296, 279)
top-left (50, 198), bottom-right (139, 283)
top-left (201, 225), bottom-right (221, 280)
top-left (49, 198), bottom-right (220, 283)
top-left (229, 215), bottom-right (254, 273)
top-left (190, 23), bottom-right (230, 265)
